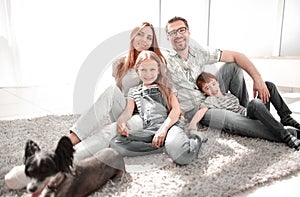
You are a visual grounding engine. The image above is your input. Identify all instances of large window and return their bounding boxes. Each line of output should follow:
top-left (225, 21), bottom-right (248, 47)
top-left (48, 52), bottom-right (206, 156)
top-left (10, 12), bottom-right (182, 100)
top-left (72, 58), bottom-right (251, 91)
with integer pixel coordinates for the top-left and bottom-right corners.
top-left (280, 0), bottom-right (300, 56)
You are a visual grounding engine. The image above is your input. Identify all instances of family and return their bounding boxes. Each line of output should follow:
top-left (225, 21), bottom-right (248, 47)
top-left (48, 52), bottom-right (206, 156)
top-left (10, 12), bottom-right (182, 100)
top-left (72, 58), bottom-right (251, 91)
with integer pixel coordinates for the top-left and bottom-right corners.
top-left (5, 16), bottom-right (300, 190)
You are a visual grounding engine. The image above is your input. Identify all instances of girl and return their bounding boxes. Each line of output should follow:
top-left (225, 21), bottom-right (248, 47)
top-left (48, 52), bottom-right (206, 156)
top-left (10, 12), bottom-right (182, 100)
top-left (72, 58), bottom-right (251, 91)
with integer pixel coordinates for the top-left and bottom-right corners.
top-left (110, 50), bottom-right (202, 165)
top-left (189, 72), bottom-right (300, 150)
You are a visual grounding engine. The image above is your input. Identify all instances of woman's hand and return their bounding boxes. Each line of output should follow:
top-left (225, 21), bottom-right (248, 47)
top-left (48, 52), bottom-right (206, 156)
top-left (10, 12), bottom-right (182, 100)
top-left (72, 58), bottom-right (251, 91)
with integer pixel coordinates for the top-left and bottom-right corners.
top-left (117, 121), bottom-right (131, 137)
top-left (152, 129), bottom-right (167, 148)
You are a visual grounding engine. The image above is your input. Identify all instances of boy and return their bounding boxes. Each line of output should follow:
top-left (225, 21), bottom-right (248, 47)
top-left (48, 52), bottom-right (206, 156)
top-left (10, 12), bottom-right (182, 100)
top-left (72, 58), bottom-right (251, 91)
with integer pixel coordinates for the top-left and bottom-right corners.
top-left (189, 72), bottom-right (300, 150)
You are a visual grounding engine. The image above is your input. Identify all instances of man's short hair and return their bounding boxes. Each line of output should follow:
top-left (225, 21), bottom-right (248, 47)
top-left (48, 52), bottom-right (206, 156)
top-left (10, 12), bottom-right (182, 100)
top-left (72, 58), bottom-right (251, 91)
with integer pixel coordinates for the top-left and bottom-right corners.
top-left (165, 16), bottom-right (189, 33)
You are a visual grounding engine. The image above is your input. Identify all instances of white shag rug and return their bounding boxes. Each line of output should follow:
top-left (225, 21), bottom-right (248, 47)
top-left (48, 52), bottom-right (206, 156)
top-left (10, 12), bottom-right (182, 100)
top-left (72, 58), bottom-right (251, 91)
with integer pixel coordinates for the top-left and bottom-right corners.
top-left (1, 114), bottom-right (300, 197)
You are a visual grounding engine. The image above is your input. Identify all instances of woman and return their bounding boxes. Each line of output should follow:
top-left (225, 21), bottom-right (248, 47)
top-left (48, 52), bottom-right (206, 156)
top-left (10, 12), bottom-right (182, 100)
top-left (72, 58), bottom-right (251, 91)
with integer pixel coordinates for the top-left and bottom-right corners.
top-left (68, 22), bottom-right (166, 160)
top-left (5, 22), bottom-right (167, 190)
top-left (110, 50), bottom-right (202, 165)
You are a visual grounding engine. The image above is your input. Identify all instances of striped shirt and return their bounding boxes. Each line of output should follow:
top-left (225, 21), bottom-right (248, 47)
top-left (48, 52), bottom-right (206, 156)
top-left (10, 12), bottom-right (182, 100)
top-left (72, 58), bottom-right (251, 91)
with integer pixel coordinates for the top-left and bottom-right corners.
top-left (127, 84), bottom-right (160, 118)
top-left (201, 93), bottom-right (246, 115)
top-left (166, 44), bottom-right (222, 112)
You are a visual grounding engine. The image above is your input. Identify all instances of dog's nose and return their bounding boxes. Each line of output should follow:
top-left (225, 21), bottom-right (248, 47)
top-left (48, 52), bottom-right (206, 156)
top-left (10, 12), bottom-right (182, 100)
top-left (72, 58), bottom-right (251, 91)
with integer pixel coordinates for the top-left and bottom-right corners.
top-left (28, 185), bottom-right (38, 193)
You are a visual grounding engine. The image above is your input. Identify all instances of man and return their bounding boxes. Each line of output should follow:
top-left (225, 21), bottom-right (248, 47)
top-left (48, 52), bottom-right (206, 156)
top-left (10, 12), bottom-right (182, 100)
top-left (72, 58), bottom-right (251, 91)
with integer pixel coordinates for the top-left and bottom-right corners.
top-left (165, 16), bottom-right (290, 142)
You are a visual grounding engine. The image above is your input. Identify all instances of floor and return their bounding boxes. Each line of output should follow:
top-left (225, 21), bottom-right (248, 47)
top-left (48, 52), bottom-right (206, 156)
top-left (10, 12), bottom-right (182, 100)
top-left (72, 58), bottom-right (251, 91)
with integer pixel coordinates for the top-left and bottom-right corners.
top-left (1, 85), bottom-right (300, 196)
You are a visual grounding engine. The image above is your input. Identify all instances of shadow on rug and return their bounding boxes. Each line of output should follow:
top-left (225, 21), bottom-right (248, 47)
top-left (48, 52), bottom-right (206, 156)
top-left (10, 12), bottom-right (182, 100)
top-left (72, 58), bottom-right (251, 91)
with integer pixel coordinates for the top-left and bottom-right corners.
top-left (1, 114), bottom-right (300, 197)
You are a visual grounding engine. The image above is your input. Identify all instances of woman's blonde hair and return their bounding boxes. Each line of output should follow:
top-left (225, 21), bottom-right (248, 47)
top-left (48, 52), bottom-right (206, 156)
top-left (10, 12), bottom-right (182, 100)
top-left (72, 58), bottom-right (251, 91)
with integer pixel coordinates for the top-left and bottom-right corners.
top-left (135, 50), bottom-right (173, 110)
top-left (115, 22), bottom-right (166, 89)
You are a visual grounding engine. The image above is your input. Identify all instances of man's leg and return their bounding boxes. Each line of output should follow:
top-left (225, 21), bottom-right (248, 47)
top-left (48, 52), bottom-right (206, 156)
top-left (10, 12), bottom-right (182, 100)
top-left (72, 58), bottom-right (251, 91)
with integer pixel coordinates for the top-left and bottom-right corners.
top-left (246, 99), bottom-right (289, 139)
top-left (216, 62), bottom-right (249, 107)
top-left (265, 81), bottom-right (300, 130)
top-left (246, 99), bottom-right (300, 149)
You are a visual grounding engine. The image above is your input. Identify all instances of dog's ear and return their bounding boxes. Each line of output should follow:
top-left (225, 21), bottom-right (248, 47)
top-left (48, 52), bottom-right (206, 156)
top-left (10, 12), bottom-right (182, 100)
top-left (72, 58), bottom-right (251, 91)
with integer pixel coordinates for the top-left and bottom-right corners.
top-left (24, 140), bottom-right (41, 164)
top-left (55, 136), bottom-right (75, 173)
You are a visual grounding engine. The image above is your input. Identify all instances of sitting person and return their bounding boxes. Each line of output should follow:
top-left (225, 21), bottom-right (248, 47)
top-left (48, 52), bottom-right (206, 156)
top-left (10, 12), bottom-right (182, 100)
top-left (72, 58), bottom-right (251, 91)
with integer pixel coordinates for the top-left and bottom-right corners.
top-left (5, 22), bottom-right (166, 190)
top-left (188, 72), bottom-right (300, 150)
top-left (110, 50), bottom-right (202, 165)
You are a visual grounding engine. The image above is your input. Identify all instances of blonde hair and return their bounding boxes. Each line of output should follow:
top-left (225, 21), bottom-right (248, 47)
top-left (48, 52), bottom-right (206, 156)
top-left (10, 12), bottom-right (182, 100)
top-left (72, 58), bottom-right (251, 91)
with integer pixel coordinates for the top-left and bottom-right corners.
top-left (135, 50), bottom-right (173, 110)
top-left (115, 22), bottom-right (166, 89)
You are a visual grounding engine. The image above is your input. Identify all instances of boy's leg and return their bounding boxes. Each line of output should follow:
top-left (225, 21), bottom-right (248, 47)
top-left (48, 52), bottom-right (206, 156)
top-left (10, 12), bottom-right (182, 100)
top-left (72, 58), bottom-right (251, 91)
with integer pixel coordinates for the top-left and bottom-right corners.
top-left (200, 108), bottom-right (283, 142)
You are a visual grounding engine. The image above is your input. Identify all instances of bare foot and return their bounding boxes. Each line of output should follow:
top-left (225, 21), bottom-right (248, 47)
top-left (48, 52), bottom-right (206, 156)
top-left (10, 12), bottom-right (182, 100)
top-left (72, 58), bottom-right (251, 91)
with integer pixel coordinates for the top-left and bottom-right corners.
top-left (69, 132), bottom-right (81, 145)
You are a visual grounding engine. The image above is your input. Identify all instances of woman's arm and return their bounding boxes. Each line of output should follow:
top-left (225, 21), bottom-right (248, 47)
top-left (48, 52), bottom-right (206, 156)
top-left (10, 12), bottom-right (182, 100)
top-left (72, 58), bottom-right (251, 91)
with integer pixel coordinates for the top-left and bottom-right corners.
top-left (152, 92), bottom-right (181, 148)
top-left (117, 98), bottom-right (135, 136)
top-left (188, 107), bottom-right (209, 131)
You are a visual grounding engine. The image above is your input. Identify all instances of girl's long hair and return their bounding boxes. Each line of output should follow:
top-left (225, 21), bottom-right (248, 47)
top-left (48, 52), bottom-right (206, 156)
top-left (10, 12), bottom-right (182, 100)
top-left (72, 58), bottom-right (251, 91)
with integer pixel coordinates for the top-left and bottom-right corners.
top-left (115, 22), bottom-right (166, 89)
top-left (135, 50), bottom-right (173, 110)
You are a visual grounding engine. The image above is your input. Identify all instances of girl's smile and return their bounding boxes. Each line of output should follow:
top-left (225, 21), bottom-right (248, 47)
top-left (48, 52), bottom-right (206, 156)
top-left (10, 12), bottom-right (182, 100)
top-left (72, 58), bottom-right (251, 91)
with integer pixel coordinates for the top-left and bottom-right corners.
top-left (137, 59), bottom-right (160, 86)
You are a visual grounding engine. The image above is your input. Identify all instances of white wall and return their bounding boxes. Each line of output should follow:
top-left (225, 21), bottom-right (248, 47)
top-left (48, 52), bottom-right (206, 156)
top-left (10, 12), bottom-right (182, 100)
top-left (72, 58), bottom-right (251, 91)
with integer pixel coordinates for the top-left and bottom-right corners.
top-left (0, 0), bottom-right (300, 89)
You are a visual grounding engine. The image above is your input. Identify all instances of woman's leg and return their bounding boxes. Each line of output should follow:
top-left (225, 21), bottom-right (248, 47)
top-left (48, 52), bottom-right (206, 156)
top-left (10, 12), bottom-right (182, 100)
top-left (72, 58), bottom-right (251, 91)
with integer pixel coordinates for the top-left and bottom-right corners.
top-left (70, 85), bottom-right (126, 144)
top-left (164, 125), bottom-right (201, 165)
top-left (74, 114), bottom-right (144, 161)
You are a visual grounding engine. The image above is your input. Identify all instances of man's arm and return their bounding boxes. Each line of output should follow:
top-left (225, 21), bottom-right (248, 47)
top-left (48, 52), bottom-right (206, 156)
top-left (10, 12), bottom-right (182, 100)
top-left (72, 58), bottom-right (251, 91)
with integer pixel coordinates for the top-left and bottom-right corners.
top-left (220, 50), bottom-right (270, 103)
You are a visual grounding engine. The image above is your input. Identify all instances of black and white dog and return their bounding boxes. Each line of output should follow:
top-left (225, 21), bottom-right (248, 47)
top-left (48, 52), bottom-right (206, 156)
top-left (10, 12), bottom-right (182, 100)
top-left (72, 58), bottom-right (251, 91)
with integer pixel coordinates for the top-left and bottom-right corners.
top-left (24, 136), bottom-right (125, 197)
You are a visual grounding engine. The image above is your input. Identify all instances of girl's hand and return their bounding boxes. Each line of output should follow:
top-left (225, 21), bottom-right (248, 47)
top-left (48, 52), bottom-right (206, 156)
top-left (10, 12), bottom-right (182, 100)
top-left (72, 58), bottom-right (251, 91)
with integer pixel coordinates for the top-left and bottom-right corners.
top-left (117, 122), bottom-right (131, 137)
top-left (152, 129), bottom-right (167, 148)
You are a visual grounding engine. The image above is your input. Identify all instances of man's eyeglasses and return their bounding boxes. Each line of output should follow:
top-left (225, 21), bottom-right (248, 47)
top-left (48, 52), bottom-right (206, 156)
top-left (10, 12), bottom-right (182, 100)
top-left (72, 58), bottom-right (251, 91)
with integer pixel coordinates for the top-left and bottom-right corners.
top-left (167, 27), bottom-right (188, 38)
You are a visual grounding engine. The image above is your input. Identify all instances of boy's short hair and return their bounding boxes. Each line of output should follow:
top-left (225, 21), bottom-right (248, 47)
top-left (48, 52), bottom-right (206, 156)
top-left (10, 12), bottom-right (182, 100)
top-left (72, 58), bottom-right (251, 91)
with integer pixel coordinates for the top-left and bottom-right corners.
top-left (196, 72), bottom-right (217, 92)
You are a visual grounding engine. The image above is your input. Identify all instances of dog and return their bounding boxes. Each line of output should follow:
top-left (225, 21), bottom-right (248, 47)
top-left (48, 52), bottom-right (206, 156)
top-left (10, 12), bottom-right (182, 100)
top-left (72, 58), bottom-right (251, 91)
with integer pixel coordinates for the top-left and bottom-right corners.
top-left (24, 136), bottom-right (125, 197)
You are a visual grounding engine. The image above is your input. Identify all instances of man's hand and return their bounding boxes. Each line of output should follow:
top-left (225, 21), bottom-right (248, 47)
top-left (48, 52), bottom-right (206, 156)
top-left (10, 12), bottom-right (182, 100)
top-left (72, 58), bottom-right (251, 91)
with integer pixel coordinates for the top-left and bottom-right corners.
top-left (253, 78), bottom-right (270, 103)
